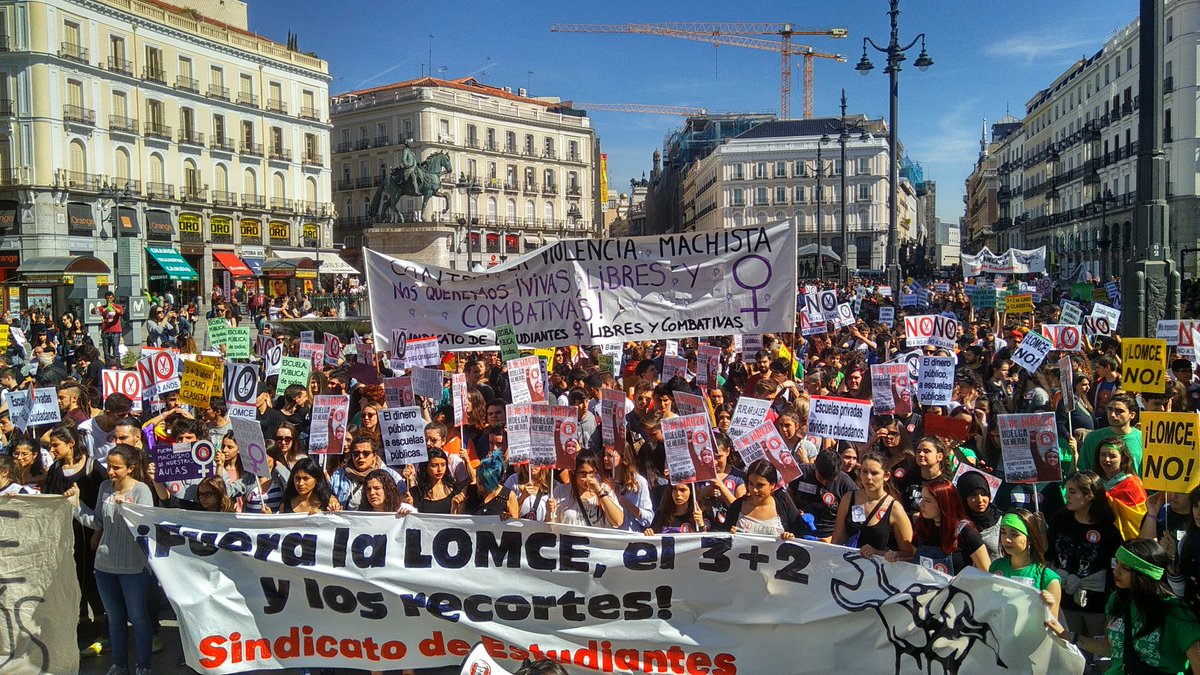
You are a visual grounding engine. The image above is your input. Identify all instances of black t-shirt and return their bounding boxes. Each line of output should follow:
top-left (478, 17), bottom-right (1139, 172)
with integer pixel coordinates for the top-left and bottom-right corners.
top-left (1047, 510), bottom-right (1121, 613)
top-left (913, 519), bottom-right (985, 575)
top-left (892, 460), bottom-right (948, 517)
top-left (789, 465), bottom-right (857, 538)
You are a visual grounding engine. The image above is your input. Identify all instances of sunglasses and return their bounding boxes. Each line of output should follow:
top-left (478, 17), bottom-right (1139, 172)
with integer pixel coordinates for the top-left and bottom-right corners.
top-left (361, 412), bottom-right (378, 418)
top-left (274, 436), bottom-right (294, 443)
top-left (349, 450), bottom-right (374, 457)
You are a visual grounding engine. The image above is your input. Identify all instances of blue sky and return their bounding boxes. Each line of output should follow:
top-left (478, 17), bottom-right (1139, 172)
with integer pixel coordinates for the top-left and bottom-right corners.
top-left (246, 0), bottom-right (1137, 224)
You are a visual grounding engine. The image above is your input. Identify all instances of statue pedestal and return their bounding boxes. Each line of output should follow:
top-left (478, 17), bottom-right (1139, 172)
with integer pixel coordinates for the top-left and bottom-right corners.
top-left (364, 223), bottom-right (459, 268)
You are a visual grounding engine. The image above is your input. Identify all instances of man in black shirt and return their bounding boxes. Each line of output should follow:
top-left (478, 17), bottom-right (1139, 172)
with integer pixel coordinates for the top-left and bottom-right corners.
top-left (788, 449), bottom-right (857, 542)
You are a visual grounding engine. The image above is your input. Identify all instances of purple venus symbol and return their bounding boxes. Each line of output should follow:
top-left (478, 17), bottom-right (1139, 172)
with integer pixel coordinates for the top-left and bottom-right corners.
top-left (732, 254), bottom-right (771, 327)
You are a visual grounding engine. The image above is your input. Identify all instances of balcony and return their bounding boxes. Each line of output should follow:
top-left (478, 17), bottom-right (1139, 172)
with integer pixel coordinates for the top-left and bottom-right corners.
top-left (266, 98), bottom-right (287, 114)
top-left (543, 183), bottom-right (558, 195)
top-left (485, 141), bottom-right (498, 152)
top-left (542, 150), bottom-right (558, 160)
top-left (145, 182), bottom-right (174, 200)
top-left (175, 75), bottom-right (199, 94)
top-left (350, 177), bottom-right (370, 189)
top-left (240, 142), bottom-right (264, 157)
top-left (241, 194), bottom-right (266, 209)
top-left (142, 66), bottom-right (167, 84)
top-left (144, 121), bottom-right (171, 141)
top-left (180, 185), bottom-right (207, 203)
top-left (271, 197), bottom-right (293, 212)
top-left (0, 36), bottom-right (9, 52)
top-left (504, 144), bottom-right (518, 154)
top-left (237, 92), bottom-right (259, 108)
top-left (567, 186), bottom-right (582, 197)
top-left (0, 168), bottom-right (25, 186)
top-left (298, 201), bottom-right (325, 216)
top-left (63, 170), bottom-right (102, 192)
top-left (268, 147), bottom-right (292, 162)
top-left (522, 147), bottom-right (536, 157)
top-left (1122, 100), bottom-right (1133, 115)
top-left (108, 114), bottom-right (138, 135)
top-left (63, 104), bottom-right (95, 126)
top-left (355, 138), bottom-right (370, 150)
top-left (523, 182), bottom-right (539, 194)
top-left (209, 136), bottom-right (235, 153)
top-left (465, 138), bottom-right (479, 149)
top-left (107, 56), bottom-right (133, 76)
top-left (503, 182), bottom-right (518, 193)
top-left (299, 105), bottom-right (320, 121)
top-left (178, 129), bottom-right (205, 146)
top-left (336, 141), bottom-right (352, 153)
top-left (108, 178), bottom-right (140, 195)
top-left (567, 152), bottom-right (582, 163)
top-left (303, 152), bottom-right (323, 167)
top-left (211, 190), bottom-right (237, 207)
top-left (59, 42), bottom-right (88, 64)
top-left (373, 135), bottom-right (390, 147)
top-left (336, 179), bottom-right (352, 191)
top-left (207, 84), bottom-right (229, 101)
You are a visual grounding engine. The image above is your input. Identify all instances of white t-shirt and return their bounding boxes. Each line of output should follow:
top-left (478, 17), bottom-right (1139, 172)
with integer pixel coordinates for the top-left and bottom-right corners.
top-left (78, 417), bottom-right (116, 463)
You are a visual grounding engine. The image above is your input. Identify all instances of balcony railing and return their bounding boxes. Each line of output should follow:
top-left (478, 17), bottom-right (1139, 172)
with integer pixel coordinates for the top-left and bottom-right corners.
top-left (107, 55), bottom-right (133, 76)
top-left (0, 36), bottom-right (10, 52)
top-left (543, 184), bottom-right (558, 195)
top-left (242, 194), bottom-right (266, 209)
top-left (266, 98), bottom-right (287, 114)
top-left (298, 201), bottom-right (325, 216)
top-left (465, 138), bottom-right (479, 149)
top-left (175, 75), bottom-right (199, 93)
top-left (299, 106), bottom-right (320, 121)
top-left (485, 141), bottom-right (498, 151)
top-left (336, 179), bottom-right (352, 191)
top-left (108, 114), bottom-right (138, 134)
top-left (207, 84), bottom-right (229, 101)
top-left (144, 121), bottom-right (172, 140)
top-left (59, 42), bottom-right (88, 64)
top-left (209, 136), bottom-right (236, 152)
top-left (145, 182), bottom-right (174, 200)
top-left (108, 178), bottom-right (140, 195)
top-left (211, 190), bottom-right (237, 207)
top-left (0, 99), bottom-right (12, 117)
top-left (269, 147), bottom-right (292, 162)
top-left (63, 104), bottom-right (95, 126)
top-left (374, 135), bottom-right (390, 147)
top-left (566, 152), bottom-right (582, 162)
top-left (180, 185), bottom-right (207, 203)
top-left (64, 170), bottom-right (102, 192)
top-left (0, 168), bottom-right (25, 186)
top-left (178, 129), bottom-right (204, 146)
top-left (505, 144), bottom-right (518, 154)
top-left (271, 197), bottom-right (293, 212)
top-left (237, 92), bottom-right (259, 108)
top-left (303, 153), bottom-right (323, 166)
top-left (143, 66), bottom-right (166, 84)
top-left (567, 186), bottom-right (582, 196)
top-left (336, 141), bottom-right (352, 153)
top-left (503, 182), bottom-right (518, 193)
top-left (355, 138), bottom-right (371, 150)
top-left (543, 150), bottom-right (558, 160)
top-left (240, 142), bottom-right (263, 157)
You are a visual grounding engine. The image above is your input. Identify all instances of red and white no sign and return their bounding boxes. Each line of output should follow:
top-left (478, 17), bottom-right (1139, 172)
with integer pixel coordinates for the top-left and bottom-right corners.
top-left (153, 351), bottom-right (178, 380)
top-left (102, 369), bottom-right (142, 411)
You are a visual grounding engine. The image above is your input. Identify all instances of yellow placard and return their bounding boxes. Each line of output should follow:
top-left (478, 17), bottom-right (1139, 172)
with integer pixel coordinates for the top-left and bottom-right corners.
top-left (1093, 286), bottom-right (1109, 302)
top-left (1122, 338), bottom-right (1168, 393)
top-left (1005, 294), bottom-right (1033, 314)
top-left (0, 323), bottom-right (11, 350)
top-left (179, 360), bottom-right (215, 408)
top-left (1141, 411), bottom-right (1200, 492)
top-left (198, 354), bottom-right (225, 399)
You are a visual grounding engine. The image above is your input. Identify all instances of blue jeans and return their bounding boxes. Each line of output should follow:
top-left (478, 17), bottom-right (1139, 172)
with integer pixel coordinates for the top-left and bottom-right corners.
top-left (94, 569), bottom-right (152, 669)
top-left (102, 332), bottom-right (121, 364)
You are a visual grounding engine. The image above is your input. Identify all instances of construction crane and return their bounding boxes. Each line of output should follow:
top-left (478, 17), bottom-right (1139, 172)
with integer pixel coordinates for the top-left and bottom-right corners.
top-left (566, 102), bottom-right (708, 117)
top-left (551, 22), bottom-right (848, 119)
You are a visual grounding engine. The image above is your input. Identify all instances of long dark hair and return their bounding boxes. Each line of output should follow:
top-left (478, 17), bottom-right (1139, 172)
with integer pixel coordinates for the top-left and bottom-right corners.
top-left (1111, 538), bottom-right (1174, 638)
top-left (915, 479), bottom-right (976, 555)
top-left (1068, 471), bottom-right (1117, 525)
top-left (48, 424), bottom-right (86, 464)
top-left (281, 456), bottom-right (334, 512)
top-left (569, 451), bottom-right (610, 504)
top-left (415, 448), bottom-right (456, 497)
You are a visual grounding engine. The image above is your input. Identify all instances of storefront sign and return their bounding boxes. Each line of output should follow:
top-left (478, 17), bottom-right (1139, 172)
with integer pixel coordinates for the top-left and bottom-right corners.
top-left (0, 250), bottom-right (19, 269)
top-left (67, 203), bottom-right (95, 234)
top-left (146, 210), bottom-right (175, 238)
top-left (240, 219), bottom-right (262, 240)
top-left (179, 213), bottom-right (202, 236)
top-left (302, 223), bottom-right (320, 245)
top-left (210, 216), bottom-right (233, 239)
top-left (269, 221), bottom-right (290, 243)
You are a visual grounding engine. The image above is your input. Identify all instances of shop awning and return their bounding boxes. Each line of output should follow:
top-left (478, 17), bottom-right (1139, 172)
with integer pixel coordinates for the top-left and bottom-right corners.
top-left (272, 249), bottom-right (359, 275)
top-left (145, 210), bottom-right (172, 237)
top-left (145, 246), bottom-right (199, 281)
top-left (212, 251), bottom-right (254, 278)
top-left (262, 255), bottom-right (318, 279)
top-left (16, 255), bottom-right (109, 283)
top-left (242, 257), bottom-right (264, 276)
top-left (0, 200), bottom-right (19, 232)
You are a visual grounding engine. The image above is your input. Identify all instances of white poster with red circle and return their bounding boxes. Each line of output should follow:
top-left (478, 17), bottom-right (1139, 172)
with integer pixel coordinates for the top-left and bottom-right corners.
top-left (662, 413), bottom-right (717, 485)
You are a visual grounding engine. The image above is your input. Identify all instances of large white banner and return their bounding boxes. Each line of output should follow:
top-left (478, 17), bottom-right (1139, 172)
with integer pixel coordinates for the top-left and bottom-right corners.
top-left (120, 505), bottom-right (1081, 675)
top-left (366, 222), bottom-right (797, 350)
top-left (961, 246), bottom-right (1047, 278)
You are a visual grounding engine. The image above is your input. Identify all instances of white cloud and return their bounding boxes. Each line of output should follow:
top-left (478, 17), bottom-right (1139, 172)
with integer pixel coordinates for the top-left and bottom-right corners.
top-left (984, 34), bottom-right (1095, 65)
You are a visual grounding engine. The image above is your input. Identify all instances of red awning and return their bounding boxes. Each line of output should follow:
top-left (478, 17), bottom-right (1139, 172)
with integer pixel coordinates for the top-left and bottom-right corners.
top-left (212, 251), bottom-right (254, 278)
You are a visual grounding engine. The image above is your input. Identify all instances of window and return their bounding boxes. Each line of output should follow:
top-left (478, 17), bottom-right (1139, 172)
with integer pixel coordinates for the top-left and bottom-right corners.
top-left (568, 140), bottom-right (579, 160)
top-left (268, 81), bottom-right (282, 104)
top-left (114, 148), bottom-right (130, 181)
top-left (775, 186), bottom-right (787, 204)
top-left (857, 184), bottom-right (870, 201)
top-left (241, 120), bottom-right (254, 146)
top-left (183, 161), bottom-right (200, 193)
top-left (774, 161), bottom-right (787, 178)
top-left (63, 20), bottom-right (81, 48)
top-left (1126, 47), bottom-right (1133, 70)
top-left (505, 131), bottom-right (516, 152)
top-left (486, 128), bottom-right (496, 149)
top-left (239, 73), bottom-right (253, 101)
top-left (178, 56), bottom-right (193, 83)
top-left (1167, 17), bottom-right (1174, 41)
top-left (543, 137), bottom-right (555, 157)
top-left (543, 168), bottom-right (555, 187)
top-left (467, 125), bottom-right (478, 146)
top-left (111, 91), bottom-right (127, 118)
top-left (305, 133), bottom-right (317, 159)
top-left (856, 236), bottom-right (872, 268)
top-left (755, 187), bottom-right (768, 205)
top-left (270, 127), bottom-right (283, 154)
top-left (794, 186), bottom-right (805, 203)
top-left (149, 154), bottom-right (164, 185)
top-left (302, 90), bottom-right (316, 116)
top-left (213, 114), bottom-right (225, 142)
top-left (243, 168), bottom-right (257, 196)
top-left (146, 99), bottom-right (163, 126)
top-left (731, 188), bottom-right (744, 206)
top-left (858, 157), bottom-right (870, 175)
top-left (793, 160), bottom-right (806, 177)
top-left (210, 66), bottom-right (224, 91)
top-left (402, 118), bottom-right (411, 139)
top-left (567, 171), bottom-right (578, 190)
top-left (109, 35), bottom-right (126, 68)
top-left (732, 163), bottom-right (744, 179)
top-left (180, 107), bottom-right (195, 136)
top-left (146, 46), bottom-right (163, 79)
top-left (755, 162), bottom-right (767, 179)
top-left (66, 79), bottom-right (83, 108)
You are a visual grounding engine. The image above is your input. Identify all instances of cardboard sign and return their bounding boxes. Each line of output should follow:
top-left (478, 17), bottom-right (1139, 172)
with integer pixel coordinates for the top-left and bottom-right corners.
top-left (1059, 301), bottom-right (1083, 326)
top-left (102, 369), bottom-right (143, 413)
top-left (870, 363), bottom-right (912, 414)
top-left (309, 394), bottom-right (350, 454)
top-left (508, 355), bottom-right (546, 404)
top-left (832, 303), bottom-right (855, 329)
top-left (664, 340), bottom-right (679, 358)
top-left (3, 389), bottom-right (29, 431)
top-left (818, 290), bottom-right (840, 323)
top-left (1005, 294), bottom-right (1033, 314)
top-left (1090, 303), bottom-right (1121, 335)
top-left (924, 414), bottom-right (971, 443)
top-left (506, 403), bottom-right (532, 465)
top-left (225, 328), bottom-right (251, 360)
top-left (298, 342), bottom-right (324, 370)
top-left (275, 356), bottom-right (311, 397)
top-left (1039, 324), bottom-right (1082, 351)
top-left (379, 406), bottom-right (427, 466)
top-left (1059, 356), bottom-right (1075, 413)
top-left (1010, 331), bottom-right (1054, 374)
top-left (226, 401), bottom-right (257, 422)
top-left (300, 330), bottom-right (315, 343)
top-left (229, 415), bottom-right (269, 477)
top-left (528, 404), bottom-right (558, 468)
top-left (255, 334), bottom-right (275, 358)
top-left (152, 442), bottom-right (209, 482)
top-left (208, 318), bottom-right (229, 347)
top-left (998, 412), bottom-right (1060, 484)
top-left (323, 333), bottom-right (343, 368)
top-left (26, 387), bottom-right (59, 426)
top-left (223, 363), bottom-right (258, 406)
top-left (496, 324), bottom-right (520, 363)
top-left (411, 367), bottom-right (444, 400)
top-left (698, 346), bottom-right (721, 389)
top-left (808, 396), bottom-right (872, 444)
top-left (916, 356), bottom-right (955, 407)
top-left (799, 309), bottom-right (827, 336)
top-left (903, 314), bottom-right (958, 350)
top-left (662, 355), bottom-right (689, 382)
top-left (600, 388), bottom-right (627, 457)
top-left (1141, 411), bottom-right (1200, 492)
top-left (728, 396), bottom-right (772, 439)
top-left (384, 376), bottom-right (415, 409)
top-left (1122, 338), bottom-right (1168, 394)
top-left (662, 413), bottom-right (717, 485)
top-left (730, 420), bottom-right (801, 484)
top-left (265, 344), bottom-right (284, 378)
top-left (878, 306), bottom-right (895, 327)
top-left (673, 391), bottom-right (708, 418)
top-left (405, 337), bottom-right (441, 369)
top-left (179, 360), bottom-right (215, 408)
top-left (451, 373), bottom-right (467, 427)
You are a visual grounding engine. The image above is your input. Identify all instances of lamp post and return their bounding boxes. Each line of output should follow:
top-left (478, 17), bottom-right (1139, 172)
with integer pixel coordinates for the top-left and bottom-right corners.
top-left (1094, 188), bottom-right (1114, 280)
top-left (814, 138), bottom-right (828, 281)
top-left (823, 89), bottom-right (874, 285)
top-left (456, 175), bottom-right (482, 271)
top-left (856, 0), bottom-right (932, 300)
top-left (100, 181), bottom-right (133, 297)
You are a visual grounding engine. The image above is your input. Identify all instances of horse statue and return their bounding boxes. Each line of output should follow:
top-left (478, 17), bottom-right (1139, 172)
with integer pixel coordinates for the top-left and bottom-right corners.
top-left (367, 149), bottom-right (453, 223)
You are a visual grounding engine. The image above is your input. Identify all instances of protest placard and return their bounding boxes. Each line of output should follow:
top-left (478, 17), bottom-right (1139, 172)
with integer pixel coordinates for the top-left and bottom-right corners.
top-left (878, 306), bottom-right (895, 327)
top-left (728, 396), bottom-right (772, 439)
top-left (226, 401), bottom-right (257, 422)
top-left (495, 324), bottom-right (520, 363)
top-left (379, 406), bottom-right (427, 466)
top-left (998, 412), bottom-right (1060, 484)
top-left (916, 356), bottom-right (955, 407)
top-left (528, 404), bottom-right (558, 467)
top-left (903, 314), bottom-right (957, 350)
top-left (1005, 294), bottom-right (1033, 314)
top-left (1141, 411), bottom-right (1200, 492)
top-left (1090, 303), bottom-right (1120, 335)
top-left (298, 342), bottom-right (324, 370)
top-left (552, 404), bottom-right (581, 469)
top-left (664, 340), bottom-right (679, 358)
top-left (1010, 331), bottom-right (1054, 374)
top-left (730, 419), bottom-right (802, 484)
top-left (508, 355), bottom-right (546, 404)
top-left (152, 441), bottom-right (211, 482)
top-left (673, 391), bottom-right (708, 418)
top-left (323, 333), bottom-right (343, 368)
top-left (870, 363), bottom-right (912, 415)
top-left (951, 462), bottom-right (1002, 500)
top-left (1039, 324), bottom-right (1082, 351)
top-left (225, 327), bottom-right (251, 360)
top-left (743, 334), bottom-right (764, 356)
top-left (808, 396), bottom-right (872, 443)
top-left (506, 403), bottom-right (532, 465)
top-left (1122, 338), bottom-right (1168, 393)
top-left (410, 367), bottom-right (444, 400)
top-left (799, 309), bottom-right (826, 336)
top-left (223, 363), bottom-right (258, 406)
top-left (4, 388), bottom-right (29, 430)
top-left (402, 336), bottom-right (441, 369)
top-left (102, 369), bottom-right (142, 413)
top-left (924, 415), bottom-right (971, 444)
top-left (309, 395), bottom-right (350, 454)
top-left (600, 388), bottom-right (627, 456)
top-left (899, 293), bottom-right (918, 309)
top-left (255, 334), bottom-right (275, 358)
top-left (265, 343), bottom-right (284, 378)
top-left (26, 386), bottom-right (59, 426)
top-left (1157, 320), bottom-right (1181, 346)
top-left (384, 376), bottom-right (415, 409)
top-left (300, 330), bottom-right (315, 343)
top-left (275, 356), bottom-right (311, 397)
top-left (230, 415), bottom-right (269, 477)
top-left (662, 413), bottom-right (717, 485)
top-left (1059, 301), bottom-right (1083, 325)
top-left (179, 360), bottom-right (215, 408)
top-left (207, 317), bottom-right (228, 347)
top-left (451, 373), bottom-right (467, 427)
top-left (1059, 356), bottom-right (1075, 413)
top-left (662, 356), bottom-right (689, 382)
top-left (698, 345), bottom-right (721, 389)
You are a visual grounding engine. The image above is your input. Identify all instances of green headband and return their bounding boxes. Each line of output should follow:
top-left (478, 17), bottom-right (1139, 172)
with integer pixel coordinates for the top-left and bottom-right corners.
top-left (1116, 545), bottom-right (1165, 581)
top-left (1001, 513), bottom-right (1029, 537)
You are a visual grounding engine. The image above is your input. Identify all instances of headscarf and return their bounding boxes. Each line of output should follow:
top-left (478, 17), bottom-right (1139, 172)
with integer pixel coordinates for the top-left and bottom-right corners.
top-left (957, 471), bottom-right (1000, 530)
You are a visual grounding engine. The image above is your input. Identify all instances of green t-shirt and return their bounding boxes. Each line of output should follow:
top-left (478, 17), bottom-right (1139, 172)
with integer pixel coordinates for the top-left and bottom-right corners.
top-left (1077, 427), bottom-right (1143, 475)
top-left (1105, 594), bottom-right (1200, 675)
top-left (989, 558), bottom-right (1061, 591)
top-left (946, 446), bottom-right (978, 476)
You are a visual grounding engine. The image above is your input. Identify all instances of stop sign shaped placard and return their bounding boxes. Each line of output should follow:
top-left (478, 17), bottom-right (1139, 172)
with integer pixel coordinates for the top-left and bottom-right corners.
top-left (102, 369), bottom-right (142, 407)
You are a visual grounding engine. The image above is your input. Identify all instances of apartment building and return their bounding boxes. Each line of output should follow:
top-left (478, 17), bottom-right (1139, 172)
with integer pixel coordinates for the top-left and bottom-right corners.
top-left (330, 76), bottom-right (599, 271)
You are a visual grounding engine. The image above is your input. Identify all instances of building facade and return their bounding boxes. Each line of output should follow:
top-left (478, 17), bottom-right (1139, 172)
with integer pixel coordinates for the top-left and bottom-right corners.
top-left (330, 77), bottom-right (599, 271)
top-left (0, 0), bottom-right (339, 331)
top-left (677, 117), bottom-right (916, 274)
top-left (996, 0), bottom-right (1200, 280)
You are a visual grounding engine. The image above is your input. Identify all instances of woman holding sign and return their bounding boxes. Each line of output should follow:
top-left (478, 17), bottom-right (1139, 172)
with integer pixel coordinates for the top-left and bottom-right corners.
top-left (717, 460), bottom-right (803, 540)
top-left (832, 451), bottom-right (914, 561)
top-left (548, 451), bottom-right (624, 529)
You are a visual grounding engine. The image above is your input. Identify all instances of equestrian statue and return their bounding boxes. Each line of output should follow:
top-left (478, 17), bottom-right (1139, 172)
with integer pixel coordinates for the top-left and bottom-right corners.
top-left (367, 140), bottom-right (453, 223)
